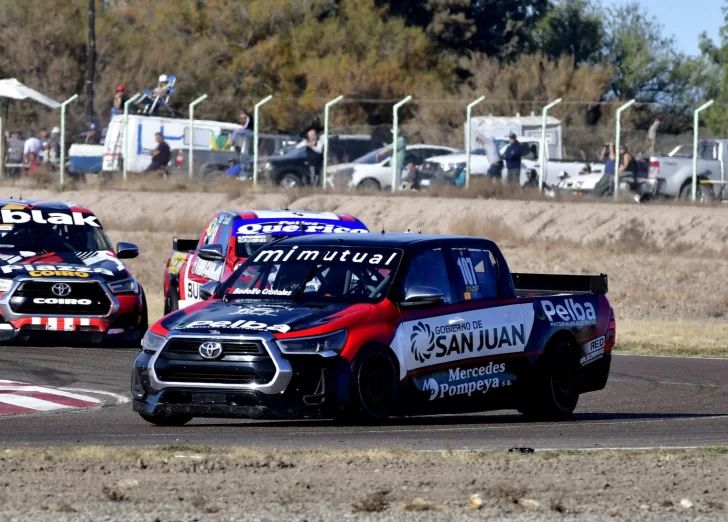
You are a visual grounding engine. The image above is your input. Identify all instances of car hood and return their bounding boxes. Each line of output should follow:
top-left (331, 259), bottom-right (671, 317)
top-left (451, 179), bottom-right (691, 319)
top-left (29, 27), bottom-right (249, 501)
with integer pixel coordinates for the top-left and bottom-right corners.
top-left (0, 250), bottom-right (130, 282)
top-left (162, 299), bottom-right (371, 335)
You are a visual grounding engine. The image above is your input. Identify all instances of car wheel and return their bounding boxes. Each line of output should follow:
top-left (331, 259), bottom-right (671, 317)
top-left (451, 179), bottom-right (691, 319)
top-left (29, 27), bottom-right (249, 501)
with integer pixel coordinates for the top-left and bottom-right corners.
top-left (279, 173), bottom-right (303, 189)
top-left (520, 338), bottom-right (580, 420)
top-left (138, 413), bottom-right (193, 426)
top-left (348, 346), bottom-right (398, 421)
top-left (164, 286), bottom-right (179, 315)
top-left (679, 181), bottom-right (715, 203)
top-left (357, 178), bottom-right (381, 191)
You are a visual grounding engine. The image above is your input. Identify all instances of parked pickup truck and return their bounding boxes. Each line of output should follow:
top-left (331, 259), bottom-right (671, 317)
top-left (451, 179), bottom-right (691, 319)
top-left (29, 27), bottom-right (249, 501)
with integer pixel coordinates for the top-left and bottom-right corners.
top-left (135, 232), bottom-right (614, 426)
top-left (171, 133), bottom-right (297, 178)
top-left (422, 138), bottom-right (605, 187)
top-left (647, 140), bottom-right (728, 201)
top-left (163, 210), bottom-right (369, 314)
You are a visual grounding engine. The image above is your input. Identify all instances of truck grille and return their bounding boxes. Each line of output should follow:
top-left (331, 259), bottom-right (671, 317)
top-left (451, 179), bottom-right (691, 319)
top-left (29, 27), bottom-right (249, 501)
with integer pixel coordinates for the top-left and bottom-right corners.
top-left (8, 281), bottom-right (112, 316)
top-left (161, 339), bottom-right (265, 358)
top-left (155, 368), bottom-right (259, 384)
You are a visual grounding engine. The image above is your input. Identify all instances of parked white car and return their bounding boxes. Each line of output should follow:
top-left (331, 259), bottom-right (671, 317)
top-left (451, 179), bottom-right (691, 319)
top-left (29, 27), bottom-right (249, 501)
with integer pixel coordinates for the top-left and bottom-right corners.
top-left (328, 144), bottom-right (458, 190)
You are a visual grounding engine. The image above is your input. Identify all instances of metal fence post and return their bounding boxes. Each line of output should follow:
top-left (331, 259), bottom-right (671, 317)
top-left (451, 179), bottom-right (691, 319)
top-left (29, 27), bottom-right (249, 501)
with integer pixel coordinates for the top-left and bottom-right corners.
top-left (323, 95), bottom-right (344, 189)
top-left (693, 100), bottom-right (714, 201)
top-left (614, 99), bottom-right (636, 199)
top-left (122, 92), bottom-right (141, 181)
top-left (0, 99), bottom-right (4, 179)
top-left (539, 98), bottom-right (562, 191)
top-left (59, 94), bottom-right (79, 186)
top-left (466, 96), bottom-right (485, 189)
top-left (188, 94), bottom-right (208, 180)
top-left (253, 95), bottom-right (273, 185)
top-left (391, 95), bottom-right (412, 193)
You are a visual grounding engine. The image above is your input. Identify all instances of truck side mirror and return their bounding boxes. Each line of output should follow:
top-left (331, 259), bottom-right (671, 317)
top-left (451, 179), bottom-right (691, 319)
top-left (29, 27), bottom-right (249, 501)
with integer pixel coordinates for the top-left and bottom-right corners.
top-left (198, 244), bottom-right (224, 262)
top-left (400, 286), bottom-right (444, 308)
top-left (116, 242), bottom-right (139, 259)
top-left (200, 281), bottom-right (221, 300)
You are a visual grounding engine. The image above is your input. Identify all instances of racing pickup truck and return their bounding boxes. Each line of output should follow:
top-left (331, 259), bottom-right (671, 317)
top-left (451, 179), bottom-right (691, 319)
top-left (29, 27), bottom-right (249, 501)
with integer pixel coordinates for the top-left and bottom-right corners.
top-left (163, 210), bottom-right (369, 314)
top-left (135, 233), bottom-right (614, 425)
top-left (0, 199), bottom-right (147, 345)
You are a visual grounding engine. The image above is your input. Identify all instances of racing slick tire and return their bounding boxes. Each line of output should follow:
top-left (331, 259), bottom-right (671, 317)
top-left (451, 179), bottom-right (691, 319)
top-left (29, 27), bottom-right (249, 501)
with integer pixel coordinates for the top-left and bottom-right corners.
top-left (138, 413), bottom-right (193, 426)
top-left (343, 345), bottom-right (398, 422)
top-left (519, 337), bottom-right (580, 421)
top-left (164, 285), bottom-right (180, 315)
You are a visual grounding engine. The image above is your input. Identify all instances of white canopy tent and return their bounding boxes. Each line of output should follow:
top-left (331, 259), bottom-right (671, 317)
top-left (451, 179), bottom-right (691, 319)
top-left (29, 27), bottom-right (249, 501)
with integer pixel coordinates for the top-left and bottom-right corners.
top-left (0, 78), bottom-right (61, 177)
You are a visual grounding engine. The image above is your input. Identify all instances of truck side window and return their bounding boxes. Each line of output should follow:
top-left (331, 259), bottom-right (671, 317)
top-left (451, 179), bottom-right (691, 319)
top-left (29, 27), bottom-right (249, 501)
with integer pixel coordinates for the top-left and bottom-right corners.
top-left (450, 247), bottom-right (499, 301)
top-left (402, 248), bottom-right (454, 304)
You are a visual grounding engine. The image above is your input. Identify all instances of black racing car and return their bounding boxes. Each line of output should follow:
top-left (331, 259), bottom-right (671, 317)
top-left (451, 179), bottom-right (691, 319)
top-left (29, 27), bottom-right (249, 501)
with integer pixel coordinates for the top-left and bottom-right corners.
top-left (0, 199), bottom-right (147, 345)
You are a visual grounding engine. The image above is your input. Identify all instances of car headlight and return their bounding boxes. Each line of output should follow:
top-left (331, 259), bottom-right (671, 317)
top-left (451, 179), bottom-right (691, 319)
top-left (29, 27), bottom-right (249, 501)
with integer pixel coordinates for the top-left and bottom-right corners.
top-left (141, 331), bottom-right (166, 354)
top-left (0, 279), bottom-right (14, 293)
top-left (108, 277), bottom-right (139, 294)
top-left (277, 329), bottom-right (348, 355)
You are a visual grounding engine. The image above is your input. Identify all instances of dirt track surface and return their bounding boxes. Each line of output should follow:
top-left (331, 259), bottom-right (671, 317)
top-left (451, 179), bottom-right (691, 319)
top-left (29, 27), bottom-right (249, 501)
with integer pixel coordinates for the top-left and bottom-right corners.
top-left (0, 447), bottom-right (726, 521)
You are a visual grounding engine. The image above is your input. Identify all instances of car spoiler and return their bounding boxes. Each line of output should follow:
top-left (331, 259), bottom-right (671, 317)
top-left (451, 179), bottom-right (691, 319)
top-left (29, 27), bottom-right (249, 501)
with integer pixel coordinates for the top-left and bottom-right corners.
top-left (511, 273), bottom-right (608, 295)
top-left (173, 237), bottom-right (199, 253)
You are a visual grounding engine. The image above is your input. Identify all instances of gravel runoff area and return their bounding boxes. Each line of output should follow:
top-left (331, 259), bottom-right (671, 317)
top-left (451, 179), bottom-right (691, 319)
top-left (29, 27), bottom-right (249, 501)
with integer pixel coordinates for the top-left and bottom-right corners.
top-left (0, 446), bottom-right (726, 521)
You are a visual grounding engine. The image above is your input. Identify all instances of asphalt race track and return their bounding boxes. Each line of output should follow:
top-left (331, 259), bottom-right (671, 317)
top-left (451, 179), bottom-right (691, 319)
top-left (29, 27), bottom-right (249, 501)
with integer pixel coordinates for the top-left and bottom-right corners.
top-left (0, 346), bottom-right (726, 450)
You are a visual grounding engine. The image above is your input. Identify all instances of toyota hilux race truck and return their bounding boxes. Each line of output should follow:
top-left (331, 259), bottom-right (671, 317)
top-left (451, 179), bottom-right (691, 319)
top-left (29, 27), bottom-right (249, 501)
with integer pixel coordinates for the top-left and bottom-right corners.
top-left (134, 233), bottom-right (614, 425)
top-left (163, 210), bottom-right (368, 314)
top-left (0, 199), bottom-right (147, 345)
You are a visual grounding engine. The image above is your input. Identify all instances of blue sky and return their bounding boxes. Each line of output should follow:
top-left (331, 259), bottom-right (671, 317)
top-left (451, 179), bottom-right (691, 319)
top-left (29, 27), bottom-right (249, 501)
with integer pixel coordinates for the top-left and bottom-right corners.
top-left (602, 0), bottom-right (724, 55)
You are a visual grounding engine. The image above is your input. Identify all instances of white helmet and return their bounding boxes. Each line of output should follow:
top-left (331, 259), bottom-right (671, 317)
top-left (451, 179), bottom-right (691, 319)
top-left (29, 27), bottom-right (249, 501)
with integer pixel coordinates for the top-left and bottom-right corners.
top-left (159, 74), bottom-right (168, 83)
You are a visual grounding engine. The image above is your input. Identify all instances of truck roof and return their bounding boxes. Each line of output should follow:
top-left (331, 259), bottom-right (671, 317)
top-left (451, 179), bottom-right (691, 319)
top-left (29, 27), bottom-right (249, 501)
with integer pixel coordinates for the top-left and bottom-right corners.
top-left (269, 232), bottom-right (490, 249)
top-left (0, 199), bottom-right (93, 213)
top-left (219, 210), bottom-right (363, 222)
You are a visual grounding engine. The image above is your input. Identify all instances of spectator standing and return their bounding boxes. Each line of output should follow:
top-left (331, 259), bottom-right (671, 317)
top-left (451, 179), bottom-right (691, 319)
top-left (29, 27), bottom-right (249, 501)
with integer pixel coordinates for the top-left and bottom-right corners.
top-left (5, 131), bottom-right (25, 178)
top-left (85, 123), bottom-right (101, 144)
top-left (111, 85), bottom-right (129, 116)
top-left (38, 129), bottom-right (50, 163)
top-left (600, 143), bottom-right (616, 175)
top-left (24, 130), bottom-right (42, 164)
top-left (503, 133), bottom-right (522, 184)
top-left (402, 160), bottom-right (419, 190)
top-left (480, 135), bottom-right (503, 179)
top-left (225, 158), bottom-right (242, 177)
top-left (376, 128), bottom-right (407, 188)
top-left (618, 145), bottom-right (637, 176)
top-left (48, 127), bottom-right (61, 167)
top-left (229, 109), bottom-right (255, 150)
top-left (146, 132), bottom-right (171, 172)
top-left (299, 127), bottom-right (324, 185)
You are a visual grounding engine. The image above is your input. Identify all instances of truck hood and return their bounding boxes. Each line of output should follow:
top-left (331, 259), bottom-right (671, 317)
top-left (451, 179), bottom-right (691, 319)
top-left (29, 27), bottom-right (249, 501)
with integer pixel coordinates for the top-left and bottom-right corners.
top-left (162, 299), bottom-right (371, 335)
top-left (0, 250), bottom-right (130, 282)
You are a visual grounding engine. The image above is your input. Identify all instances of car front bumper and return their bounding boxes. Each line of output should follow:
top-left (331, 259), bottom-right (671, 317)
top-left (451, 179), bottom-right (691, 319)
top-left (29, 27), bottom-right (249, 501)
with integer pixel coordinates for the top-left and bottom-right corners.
top-left (132, 333), bottom-right (353, 419)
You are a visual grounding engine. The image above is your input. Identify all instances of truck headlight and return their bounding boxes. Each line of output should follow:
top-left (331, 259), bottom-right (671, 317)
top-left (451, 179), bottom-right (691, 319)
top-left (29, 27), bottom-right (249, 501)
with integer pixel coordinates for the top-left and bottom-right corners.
top-left (141, 331), bottom-right (166, 354)
top-left (278, 330), bottom-right (348, 355)
top-left (108, 277), bottom-right (139, 294)
top-left (0, 279), bottom-right (13, 293)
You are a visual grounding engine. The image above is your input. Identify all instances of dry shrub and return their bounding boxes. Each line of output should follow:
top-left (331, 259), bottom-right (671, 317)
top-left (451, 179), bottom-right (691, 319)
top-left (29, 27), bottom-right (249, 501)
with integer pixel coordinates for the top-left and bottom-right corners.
top-left (451, 217), bottom-right (523, 246)
top-left (352, 490), bottom-right (390, 513)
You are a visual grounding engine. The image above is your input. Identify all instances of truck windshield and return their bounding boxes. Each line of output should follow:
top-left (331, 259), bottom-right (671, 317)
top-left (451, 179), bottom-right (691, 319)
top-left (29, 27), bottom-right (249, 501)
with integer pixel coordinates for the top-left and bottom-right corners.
top-left (221, 245), bottom-right (402, 303)
top-left (0, 213), bottom-right (111, 254)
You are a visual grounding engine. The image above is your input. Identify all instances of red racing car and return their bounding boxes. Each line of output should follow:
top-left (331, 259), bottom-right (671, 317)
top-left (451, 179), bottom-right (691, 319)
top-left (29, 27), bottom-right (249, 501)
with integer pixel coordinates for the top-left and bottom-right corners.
top-left (163, 210), bottom-right (368, 314)
top-left (0, 199), bottom-right (147, 345)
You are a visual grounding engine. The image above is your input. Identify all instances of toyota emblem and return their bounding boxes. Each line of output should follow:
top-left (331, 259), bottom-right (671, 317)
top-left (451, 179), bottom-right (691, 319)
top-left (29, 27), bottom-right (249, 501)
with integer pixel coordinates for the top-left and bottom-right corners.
top-left (198, 341), bottom-right (223, 360)
top-left (51, 283), bottom-right (72, 297)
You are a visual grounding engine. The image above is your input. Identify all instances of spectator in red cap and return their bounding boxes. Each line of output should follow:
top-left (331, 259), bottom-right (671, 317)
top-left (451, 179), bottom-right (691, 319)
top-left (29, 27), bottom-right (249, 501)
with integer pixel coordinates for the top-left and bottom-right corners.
top-left (111, 85), bottom-right (129, 116)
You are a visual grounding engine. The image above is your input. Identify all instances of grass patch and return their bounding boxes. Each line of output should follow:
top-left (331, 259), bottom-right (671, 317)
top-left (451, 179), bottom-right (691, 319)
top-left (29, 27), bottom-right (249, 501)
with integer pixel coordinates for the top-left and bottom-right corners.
top-left (616, 319), bottom-right (728, 357)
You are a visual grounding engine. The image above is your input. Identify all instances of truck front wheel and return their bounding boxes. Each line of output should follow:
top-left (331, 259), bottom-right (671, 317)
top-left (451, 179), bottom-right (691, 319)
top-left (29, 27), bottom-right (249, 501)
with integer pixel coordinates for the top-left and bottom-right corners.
top-left (346, 346), bottom-right (398, 422)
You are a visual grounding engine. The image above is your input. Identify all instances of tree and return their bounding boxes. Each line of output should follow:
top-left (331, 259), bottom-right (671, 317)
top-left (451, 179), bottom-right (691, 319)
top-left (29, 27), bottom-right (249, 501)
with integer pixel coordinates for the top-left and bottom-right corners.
top-left (694, 6), bottom-right (728, 135)
top-left (532, 0), bottom-right (603, 65)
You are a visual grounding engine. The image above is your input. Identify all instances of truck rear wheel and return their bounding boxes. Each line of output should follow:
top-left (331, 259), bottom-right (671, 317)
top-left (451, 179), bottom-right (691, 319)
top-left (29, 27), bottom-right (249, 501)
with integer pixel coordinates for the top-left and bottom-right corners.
top-left (520, 338), bottom-right (580, 421)
top-left (679, 181), bottom-right (715, 203)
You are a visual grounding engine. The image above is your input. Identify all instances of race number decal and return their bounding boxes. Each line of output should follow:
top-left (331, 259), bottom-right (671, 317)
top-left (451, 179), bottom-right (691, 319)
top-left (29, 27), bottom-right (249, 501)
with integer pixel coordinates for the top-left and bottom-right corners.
top-left (186, 281), bottom-right (201, 301)
top-left (455, 254), bottom-right (479, 293)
